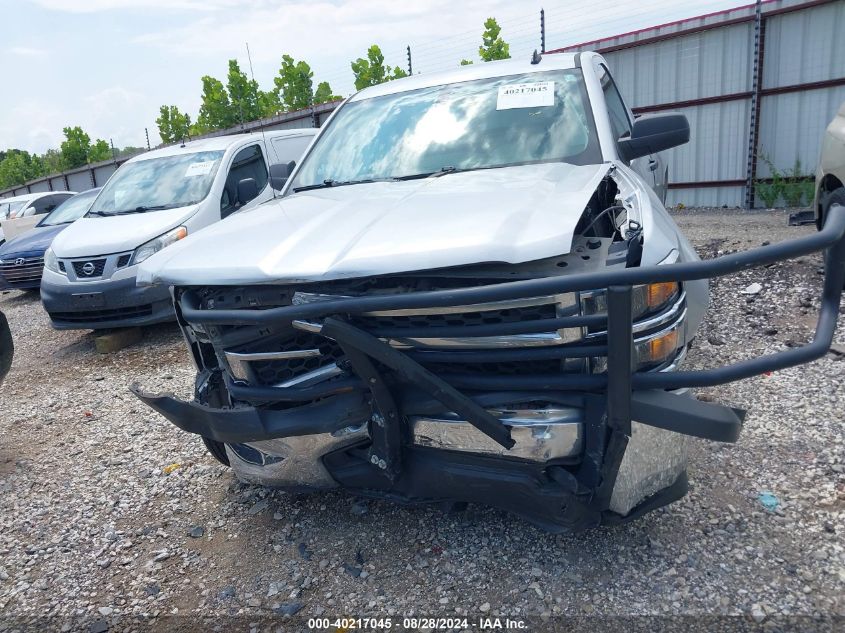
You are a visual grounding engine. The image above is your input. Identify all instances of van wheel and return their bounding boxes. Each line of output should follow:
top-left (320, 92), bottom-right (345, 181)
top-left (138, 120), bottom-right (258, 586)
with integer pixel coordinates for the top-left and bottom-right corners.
top-left (821, 187), bottom-right (845, 228)
top-left (202, 437), bottom-right (230, 466)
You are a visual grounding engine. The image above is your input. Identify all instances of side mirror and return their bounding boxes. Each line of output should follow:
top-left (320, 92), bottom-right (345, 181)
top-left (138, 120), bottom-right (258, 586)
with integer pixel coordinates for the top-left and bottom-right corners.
top-left (236, 177), bottom-right (259, 205)
top-left (617, 113), bottom-right (690, 161)
top-left (269, 161), bottom-right (296, 190)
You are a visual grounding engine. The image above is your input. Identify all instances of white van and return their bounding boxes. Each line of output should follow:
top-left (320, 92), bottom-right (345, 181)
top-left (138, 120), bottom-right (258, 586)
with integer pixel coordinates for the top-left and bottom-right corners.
top-left (1, 191), bottom-right (77, 244)
top-left (42, 129), bottom-right (317, 329)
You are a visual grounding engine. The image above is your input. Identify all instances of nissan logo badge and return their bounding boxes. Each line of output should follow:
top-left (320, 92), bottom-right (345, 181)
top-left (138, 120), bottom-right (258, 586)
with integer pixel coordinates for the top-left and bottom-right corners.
top-left (82, 262), bottom-right (96, 276)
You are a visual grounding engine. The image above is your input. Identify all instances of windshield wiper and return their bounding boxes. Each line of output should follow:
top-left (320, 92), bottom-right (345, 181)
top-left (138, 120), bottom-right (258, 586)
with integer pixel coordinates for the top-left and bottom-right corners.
top-left (88, 204), bottom-right (179, 217)
top-left (393, 166), bottom-right (461, 181)
top-left (293, 178), bottom-right (389, 193)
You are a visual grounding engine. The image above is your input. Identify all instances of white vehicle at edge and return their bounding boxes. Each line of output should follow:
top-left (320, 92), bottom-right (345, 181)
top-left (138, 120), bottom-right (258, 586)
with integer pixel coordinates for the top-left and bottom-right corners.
top-left (42, 129), bottom-right (316, 330)
top-left (129, 52), bottom-right (843, 532)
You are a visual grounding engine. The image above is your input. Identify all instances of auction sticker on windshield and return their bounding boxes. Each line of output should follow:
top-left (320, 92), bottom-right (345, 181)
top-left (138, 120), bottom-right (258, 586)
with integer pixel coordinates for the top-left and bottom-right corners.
top-left (184, 160), bottom-right (216, 177)
top-left (496, 81), bottom-right (555, 110)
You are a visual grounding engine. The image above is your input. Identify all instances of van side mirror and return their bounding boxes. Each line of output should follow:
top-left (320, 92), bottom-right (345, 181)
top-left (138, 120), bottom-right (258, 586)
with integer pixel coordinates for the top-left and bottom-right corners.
top-left (269, 161), bottom-right (296, 190)
top-left (237, 177), bottom-right (259, 205)
top-left (617, 113), bottom-right (690, 161)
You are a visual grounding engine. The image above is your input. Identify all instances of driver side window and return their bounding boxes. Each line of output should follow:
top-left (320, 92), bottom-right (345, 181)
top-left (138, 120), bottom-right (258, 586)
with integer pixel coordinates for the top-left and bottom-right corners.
top-left (597, 64), bottom-right (632, 142)
top-left (220, 144), bottom-right (268, 218)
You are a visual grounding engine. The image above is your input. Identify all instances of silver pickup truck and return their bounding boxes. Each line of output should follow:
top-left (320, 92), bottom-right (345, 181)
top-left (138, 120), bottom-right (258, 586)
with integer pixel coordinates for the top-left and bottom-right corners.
top-left (133, 52), bottom-right (845, 532)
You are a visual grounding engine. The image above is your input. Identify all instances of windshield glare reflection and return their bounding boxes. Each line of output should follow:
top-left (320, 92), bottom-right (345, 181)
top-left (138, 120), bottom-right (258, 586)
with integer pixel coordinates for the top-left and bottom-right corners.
top-left (88, 150), bottom-right (224, 216)
top-left (290, 69), bottom-right (599, 190)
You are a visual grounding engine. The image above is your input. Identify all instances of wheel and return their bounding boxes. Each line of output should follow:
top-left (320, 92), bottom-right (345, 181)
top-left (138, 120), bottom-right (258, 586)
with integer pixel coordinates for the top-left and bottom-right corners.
top-left (202, 436), bottom-right (230, 466)
top-left (820, 186), bottom-right (845, 229)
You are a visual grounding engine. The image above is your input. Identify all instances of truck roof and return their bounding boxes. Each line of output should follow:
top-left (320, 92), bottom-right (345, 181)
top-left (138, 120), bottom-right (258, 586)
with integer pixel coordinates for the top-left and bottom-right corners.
top-left (128, 128), bottom-right (318, 163)
top-left (350, 52), bottom-right (581, 102)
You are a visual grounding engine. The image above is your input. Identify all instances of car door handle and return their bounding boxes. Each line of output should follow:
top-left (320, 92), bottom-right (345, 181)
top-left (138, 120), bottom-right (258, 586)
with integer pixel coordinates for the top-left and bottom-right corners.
top-left (648, 159), bottom-right (659, 172)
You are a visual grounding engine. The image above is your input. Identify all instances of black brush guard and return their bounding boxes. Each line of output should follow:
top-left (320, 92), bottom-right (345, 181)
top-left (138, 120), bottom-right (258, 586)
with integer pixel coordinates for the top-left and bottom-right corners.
top-left (132, 206), bottom-right (845, 528)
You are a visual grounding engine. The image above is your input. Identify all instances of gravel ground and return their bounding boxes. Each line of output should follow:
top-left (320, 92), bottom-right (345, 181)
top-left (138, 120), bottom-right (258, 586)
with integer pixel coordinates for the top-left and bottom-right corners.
top-left (0, 208), bottom-right (843, 631)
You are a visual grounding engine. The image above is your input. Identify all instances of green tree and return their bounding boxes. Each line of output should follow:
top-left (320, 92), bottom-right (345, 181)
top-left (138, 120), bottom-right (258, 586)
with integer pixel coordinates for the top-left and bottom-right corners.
top-left (460, 59), bottom-right (474, 66)
top-left (478, 17), bottom-right (510, 62)
top-left (226, 59), bottom-right (264, 124)
top-left (41, 149), bottom-right (66, 174)
top-left (195, 76), bottom-right (234, 133)
top-left (274, 55), bottom-right (314, 111)
top-left (60, 126), bottom-right (91, 169)
top-left (0, 150), bottom-right (45, 189)
top-left (88, 139), bottom-right (112, 163)
top-left (259, 89), bottom-right (282, 117)
top-left (350, 45), bottom-right (407, 91)
top-left (156, 105), bottom-right (192, 144)
top-left (313, 81), bottom-right (340, 105)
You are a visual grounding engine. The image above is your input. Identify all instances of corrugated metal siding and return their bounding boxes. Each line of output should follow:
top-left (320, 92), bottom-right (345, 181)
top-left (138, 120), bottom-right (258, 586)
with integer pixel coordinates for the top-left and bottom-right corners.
top-left (48, 176), bottom-right (67, 191)
top-left (756, 85), bottom-right (845, 176)
top-left (668, 100), bottom-right (751, 182)
top-left (667, 186), bottom-right (744, 207)
top-left (67, 171), bottom-right (93, 192)
top-left (27, 181), bottom-right (50, 193)
top-left (92, 164), bottom-right (118, 187)
top-left (605, 22), bottom-right (753, 108)
top-left (762, 1), bottom-right (845, 87)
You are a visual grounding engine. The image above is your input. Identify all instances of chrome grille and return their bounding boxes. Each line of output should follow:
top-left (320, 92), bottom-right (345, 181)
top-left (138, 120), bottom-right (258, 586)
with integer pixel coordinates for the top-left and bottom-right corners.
top-left (0, 257), bottom-right (44, 285)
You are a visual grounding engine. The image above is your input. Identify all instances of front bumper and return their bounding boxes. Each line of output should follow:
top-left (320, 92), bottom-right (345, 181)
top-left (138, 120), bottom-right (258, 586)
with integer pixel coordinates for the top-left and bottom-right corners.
top-left (133, 205), bottom-right (845, 530)
top-left (41, 270), bottom-right (174, 330)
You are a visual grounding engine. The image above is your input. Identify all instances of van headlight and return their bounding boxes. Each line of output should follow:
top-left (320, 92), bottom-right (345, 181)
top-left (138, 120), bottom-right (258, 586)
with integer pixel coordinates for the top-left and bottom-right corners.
top-left (131, 226), bottom-right (187, 266)
top-left (44, 247), bottom-right (62, 274)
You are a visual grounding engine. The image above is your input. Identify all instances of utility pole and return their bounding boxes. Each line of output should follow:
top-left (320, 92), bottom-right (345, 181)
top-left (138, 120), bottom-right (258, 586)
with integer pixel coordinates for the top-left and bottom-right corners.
top-left (407, 45), bottom-right (413, 75)
top-left (110, 138), bottom-right (116, 161)
top-left (145, 127), bottom-right (150, 150)
top-left (540, 9), bottom-right (546, 54)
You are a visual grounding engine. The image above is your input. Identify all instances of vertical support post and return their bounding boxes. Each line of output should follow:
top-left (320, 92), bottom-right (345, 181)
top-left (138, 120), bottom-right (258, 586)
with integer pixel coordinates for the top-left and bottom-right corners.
top-left (110, 138), bottom-right (116, 162)
top-left (145, 127), bottom-right (151, 150)
top-left (407, 45), bottom-right (413, 75)
top-left (744, 0), bottom-right (765, 209)
top-left (595, 284), bottom-right (633, 506)
top-left (540, 8), bottom-right (546, 54)
top-left (90, 167), bottom-right (97, 188)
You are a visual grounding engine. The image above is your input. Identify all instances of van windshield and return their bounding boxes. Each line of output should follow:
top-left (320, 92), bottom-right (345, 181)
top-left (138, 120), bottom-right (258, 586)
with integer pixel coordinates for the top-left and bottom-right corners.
top-left (87, 150), bottom-right (224, 216)
top-left (39, 190), bottom-right (100, 226)
top-left (290, 69), bottom-right (600, 191)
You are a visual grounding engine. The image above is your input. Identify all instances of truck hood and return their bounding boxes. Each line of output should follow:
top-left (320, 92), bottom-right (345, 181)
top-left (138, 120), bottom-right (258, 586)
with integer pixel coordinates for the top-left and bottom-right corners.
top-left (51, 204), bottom-right (199, 258)
top-left (138, 163), bottom-right (610, 286)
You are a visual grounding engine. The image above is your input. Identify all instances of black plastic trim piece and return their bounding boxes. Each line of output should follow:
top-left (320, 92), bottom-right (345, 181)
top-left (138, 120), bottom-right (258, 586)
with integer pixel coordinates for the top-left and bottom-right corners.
top-left (129, 383), bottom-right (370, 444)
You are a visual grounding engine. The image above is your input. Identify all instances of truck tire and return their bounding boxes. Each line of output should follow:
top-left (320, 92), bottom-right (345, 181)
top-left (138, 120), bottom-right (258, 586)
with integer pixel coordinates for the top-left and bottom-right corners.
top-left (202, 437), bottom-right (230, 466)
top-left (821, 187), bottom-right (845, 228)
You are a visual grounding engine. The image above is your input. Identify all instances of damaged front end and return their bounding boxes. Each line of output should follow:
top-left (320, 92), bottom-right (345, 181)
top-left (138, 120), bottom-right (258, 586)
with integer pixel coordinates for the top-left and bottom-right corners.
top-left (132, 203), bottom-right (845, 532)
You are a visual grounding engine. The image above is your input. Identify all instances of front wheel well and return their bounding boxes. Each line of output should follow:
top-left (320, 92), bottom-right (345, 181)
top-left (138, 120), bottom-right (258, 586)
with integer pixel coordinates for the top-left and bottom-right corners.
top-left (817, 174), bottom-right (845, 229)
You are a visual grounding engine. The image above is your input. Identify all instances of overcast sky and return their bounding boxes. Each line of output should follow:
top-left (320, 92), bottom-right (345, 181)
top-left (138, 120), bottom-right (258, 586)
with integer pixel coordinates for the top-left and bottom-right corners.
top-left (1, 0), bottom-right (741, 154)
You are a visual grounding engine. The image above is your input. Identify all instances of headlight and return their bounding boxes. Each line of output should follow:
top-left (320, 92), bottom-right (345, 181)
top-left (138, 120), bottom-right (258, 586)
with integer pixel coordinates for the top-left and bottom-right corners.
top-left (44, 247), bottom-right (62, 274)
top-left (131, 226), bottom-right (187, 266)
top-left (592, 316), bottom-right (686, 373)
top-left (582, 282), bottom-right (680, 320)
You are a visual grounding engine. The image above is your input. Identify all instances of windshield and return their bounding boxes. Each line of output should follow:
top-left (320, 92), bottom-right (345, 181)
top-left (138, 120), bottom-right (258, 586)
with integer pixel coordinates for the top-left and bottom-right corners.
top-left (88, 150), bottom-right (224, 216)
top-left (0, 201), bottom-right (25, 220)
top-left (39, 190), bottom-right (100, 226)
top-left (290, 69), bottom-right (600, 191)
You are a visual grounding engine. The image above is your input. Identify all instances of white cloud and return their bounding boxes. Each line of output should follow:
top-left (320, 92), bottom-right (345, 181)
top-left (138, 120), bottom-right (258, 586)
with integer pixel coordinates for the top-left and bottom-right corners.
top-left (9, 46), bottom-right (48, 57)
top-left (29, 0), bottom-right (238, 12)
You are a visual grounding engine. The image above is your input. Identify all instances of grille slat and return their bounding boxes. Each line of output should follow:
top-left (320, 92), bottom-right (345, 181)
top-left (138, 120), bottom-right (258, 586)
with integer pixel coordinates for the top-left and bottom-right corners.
top-left (72, 259), bottom-right (107, 278)
top-left (49, 304), bottom-right (153, 323)
top-left (1, 257), bottom-right (45, 286)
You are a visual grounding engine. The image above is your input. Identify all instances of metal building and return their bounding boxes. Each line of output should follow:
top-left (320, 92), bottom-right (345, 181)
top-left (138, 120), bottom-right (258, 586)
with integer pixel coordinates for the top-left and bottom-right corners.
top-left (549, 0), bottom-right (845, 207)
